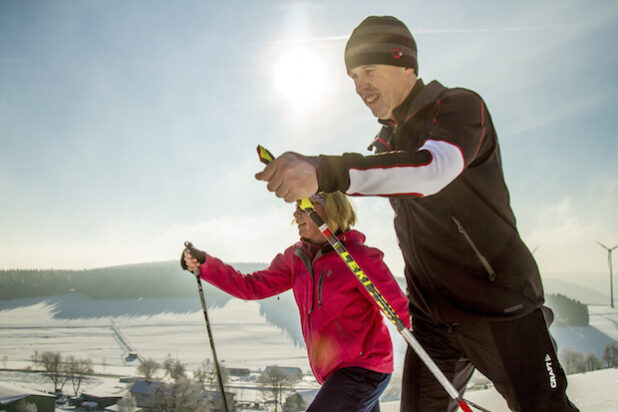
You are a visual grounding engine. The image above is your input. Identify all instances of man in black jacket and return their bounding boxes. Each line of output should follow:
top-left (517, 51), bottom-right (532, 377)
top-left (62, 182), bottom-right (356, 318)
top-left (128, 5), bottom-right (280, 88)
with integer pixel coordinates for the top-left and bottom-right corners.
top-left (256, 15), bottom-right (578, 412)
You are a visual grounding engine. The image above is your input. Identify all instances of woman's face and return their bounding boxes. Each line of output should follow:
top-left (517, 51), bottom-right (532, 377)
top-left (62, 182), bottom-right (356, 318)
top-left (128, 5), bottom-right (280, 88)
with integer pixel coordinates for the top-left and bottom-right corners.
top-left (293, 203), bottom-right (326, 243)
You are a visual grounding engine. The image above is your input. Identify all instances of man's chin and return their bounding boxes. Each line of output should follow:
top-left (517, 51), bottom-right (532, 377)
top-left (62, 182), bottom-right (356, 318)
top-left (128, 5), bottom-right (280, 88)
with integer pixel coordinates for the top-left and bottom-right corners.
top-left (369, 106), bottom-right (388, 119)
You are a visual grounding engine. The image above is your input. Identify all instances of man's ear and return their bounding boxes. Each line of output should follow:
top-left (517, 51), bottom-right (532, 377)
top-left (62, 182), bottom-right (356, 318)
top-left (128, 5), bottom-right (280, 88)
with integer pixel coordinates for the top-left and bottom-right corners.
top-left (403, 67), bottom-right (418, 83)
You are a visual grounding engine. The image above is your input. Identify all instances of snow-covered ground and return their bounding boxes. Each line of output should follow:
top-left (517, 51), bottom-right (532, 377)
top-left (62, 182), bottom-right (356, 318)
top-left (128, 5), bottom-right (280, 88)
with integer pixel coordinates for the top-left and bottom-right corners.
top-left (380, 305), bottom-right (618, 411)
top-left (0, 292), bottom-right (314, 406)
top-left (380, 368), bottom-right (618, 412)
top-left (0, 293), bottom-right (616, 410)
top-left (0, 292), bottom-right (309, 376)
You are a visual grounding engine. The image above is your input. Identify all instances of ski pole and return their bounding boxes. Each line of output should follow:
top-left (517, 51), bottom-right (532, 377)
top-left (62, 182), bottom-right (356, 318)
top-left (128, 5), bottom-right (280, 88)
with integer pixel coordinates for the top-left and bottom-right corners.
top-left (257, 145), bottom-right (477, 412)
top-left (184, 241), bottom-right (230, 412)
top-left (464, 398), bottom-right (493, 412)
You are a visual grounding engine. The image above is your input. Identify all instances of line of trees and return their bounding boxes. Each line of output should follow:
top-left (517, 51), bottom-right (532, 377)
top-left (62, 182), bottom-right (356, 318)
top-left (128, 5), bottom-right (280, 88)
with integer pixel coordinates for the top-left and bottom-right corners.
top-left (135, 353), bottom-right (234, 411)
top-left (131, 354), bottom-right (303, 412)
top-left (560, 342), bottom-right (618, 375)
top-left (21, 348), bottom-right (304, 411)
top-left (1, 262), bottom-right (190, 300)
top-left (136, 353), bottom-right (232, 386)
top-left (30, 350), bottom-right (93, 395)
top-left (259, 366), bottom-right (301, 412)
top-left (545, 293), bottom-right (589, 326)
top-left (0, 261), bottom-right (265, 300)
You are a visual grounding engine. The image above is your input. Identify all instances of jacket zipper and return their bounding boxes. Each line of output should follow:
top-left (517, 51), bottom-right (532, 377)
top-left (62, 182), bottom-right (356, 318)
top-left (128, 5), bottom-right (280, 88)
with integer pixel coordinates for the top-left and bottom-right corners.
top-left (334, 319), bottom-right (344, 337)
top-left (317, 269), bottom-right (331, 309)
top-left (294, 247), bottom-right (319, 377)
top-left (451, 216), bottom-right (496, 281)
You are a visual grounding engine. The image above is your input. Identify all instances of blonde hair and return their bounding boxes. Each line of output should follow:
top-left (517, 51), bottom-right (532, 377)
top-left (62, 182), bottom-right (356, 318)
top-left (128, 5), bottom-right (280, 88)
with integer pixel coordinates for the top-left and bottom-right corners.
top-left (321, 191), bottom-right (356, 234)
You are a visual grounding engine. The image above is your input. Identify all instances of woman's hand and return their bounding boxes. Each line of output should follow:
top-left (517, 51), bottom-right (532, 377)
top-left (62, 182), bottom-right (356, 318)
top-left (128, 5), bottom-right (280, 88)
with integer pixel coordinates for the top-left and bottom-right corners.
top-left (180, 242), bottom-right (206, 273)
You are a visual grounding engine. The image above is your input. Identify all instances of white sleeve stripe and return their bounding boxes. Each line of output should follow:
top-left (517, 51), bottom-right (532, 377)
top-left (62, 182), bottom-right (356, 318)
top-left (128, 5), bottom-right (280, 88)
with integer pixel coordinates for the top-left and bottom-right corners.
top-left (346, 139), bottom-right (465, 197)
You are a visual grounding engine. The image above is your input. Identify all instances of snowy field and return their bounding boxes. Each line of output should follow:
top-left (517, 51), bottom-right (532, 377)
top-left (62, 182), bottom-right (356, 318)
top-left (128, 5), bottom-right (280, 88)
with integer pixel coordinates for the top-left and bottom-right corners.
top-left (0, 292), bottom-right (616, 411)
top-left (379, 368), bottom-right (618, 412)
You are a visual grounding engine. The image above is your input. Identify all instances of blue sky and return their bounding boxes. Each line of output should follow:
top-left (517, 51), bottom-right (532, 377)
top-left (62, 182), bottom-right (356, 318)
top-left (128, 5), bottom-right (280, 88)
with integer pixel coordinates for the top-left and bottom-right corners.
top-left (1, 1), bottom-right (616, 293)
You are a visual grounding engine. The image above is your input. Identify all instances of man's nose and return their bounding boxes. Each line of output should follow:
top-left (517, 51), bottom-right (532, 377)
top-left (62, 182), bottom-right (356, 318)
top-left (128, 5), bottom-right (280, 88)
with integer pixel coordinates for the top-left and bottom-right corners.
top-left (355, 78), bottom-right (371, 95)
top-left (355, 79), bottom-right (364, 93)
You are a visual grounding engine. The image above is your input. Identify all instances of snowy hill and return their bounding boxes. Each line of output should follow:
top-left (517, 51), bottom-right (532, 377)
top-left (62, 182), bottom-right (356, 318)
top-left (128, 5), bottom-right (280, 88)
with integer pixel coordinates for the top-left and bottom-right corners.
top-left (543, 277), bottom-right (610, 305)
top-left (550, 305), bottom-right (618, 358)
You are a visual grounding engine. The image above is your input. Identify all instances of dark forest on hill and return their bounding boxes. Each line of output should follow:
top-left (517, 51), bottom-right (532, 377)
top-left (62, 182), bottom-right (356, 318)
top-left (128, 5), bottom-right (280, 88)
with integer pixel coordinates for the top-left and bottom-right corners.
top-left (0, 261), bottom-right (266, 300)
top-left (545, 293), bottom-right (589, 326)
top-left (1, 263), bottom-right (589, 327)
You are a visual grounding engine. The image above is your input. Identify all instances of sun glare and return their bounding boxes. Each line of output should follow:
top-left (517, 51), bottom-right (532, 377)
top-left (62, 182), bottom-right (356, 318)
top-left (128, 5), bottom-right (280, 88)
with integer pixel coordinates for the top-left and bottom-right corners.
top-left (274, 49), bottom-right (326, 107)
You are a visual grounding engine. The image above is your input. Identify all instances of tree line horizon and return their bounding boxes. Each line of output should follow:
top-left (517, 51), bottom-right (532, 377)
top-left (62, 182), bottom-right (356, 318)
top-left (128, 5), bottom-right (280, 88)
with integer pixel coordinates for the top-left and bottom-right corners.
top-left (0, 262), bottom-right (591, 326)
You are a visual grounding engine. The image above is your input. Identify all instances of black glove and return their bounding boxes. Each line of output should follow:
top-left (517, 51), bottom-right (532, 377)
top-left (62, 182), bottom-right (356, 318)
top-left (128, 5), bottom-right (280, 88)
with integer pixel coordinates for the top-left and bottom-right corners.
top-left (180, 241), bottom-right (207, 271)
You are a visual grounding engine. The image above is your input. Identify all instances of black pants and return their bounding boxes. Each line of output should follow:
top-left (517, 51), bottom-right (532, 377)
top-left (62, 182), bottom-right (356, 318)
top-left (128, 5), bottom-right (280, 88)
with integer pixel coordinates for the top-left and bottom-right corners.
top-left (400, 308), bottom-right (579, 412)
top-left (308, 367), bottom-right (391, 412)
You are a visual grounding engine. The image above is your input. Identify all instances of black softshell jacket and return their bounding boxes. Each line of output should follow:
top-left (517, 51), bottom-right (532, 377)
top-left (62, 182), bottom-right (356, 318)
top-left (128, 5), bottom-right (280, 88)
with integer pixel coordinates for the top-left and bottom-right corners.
top-left (317, 79), bottom-right (544, 323)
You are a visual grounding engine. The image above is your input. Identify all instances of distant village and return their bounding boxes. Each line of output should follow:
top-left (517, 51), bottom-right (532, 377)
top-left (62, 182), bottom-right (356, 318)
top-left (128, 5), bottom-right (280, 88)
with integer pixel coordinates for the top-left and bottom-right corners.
top-left (2, 331), bottom-right (617, 412)
top-left (0, 351), bottom-right (319, 412)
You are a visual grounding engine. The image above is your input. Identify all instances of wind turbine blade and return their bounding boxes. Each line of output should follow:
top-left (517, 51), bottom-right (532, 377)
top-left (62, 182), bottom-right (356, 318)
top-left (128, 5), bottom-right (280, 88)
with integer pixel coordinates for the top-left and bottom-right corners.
top-left (597, 241), bottom-right (609, 250)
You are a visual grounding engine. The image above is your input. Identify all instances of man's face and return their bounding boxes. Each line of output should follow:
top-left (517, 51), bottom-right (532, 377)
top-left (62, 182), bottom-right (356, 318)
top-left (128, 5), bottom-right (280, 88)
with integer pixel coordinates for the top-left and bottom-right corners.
top-left (348, 64), bottom-right (416, 120)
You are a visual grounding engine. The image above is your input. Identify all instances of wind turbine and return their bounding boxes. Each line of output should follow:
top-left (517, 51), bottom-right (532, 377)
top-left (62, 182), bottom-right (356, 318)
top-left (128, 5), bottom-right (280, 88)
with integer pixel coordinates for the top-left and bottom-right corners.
top-left (597, 242), bottom-right (618, 308)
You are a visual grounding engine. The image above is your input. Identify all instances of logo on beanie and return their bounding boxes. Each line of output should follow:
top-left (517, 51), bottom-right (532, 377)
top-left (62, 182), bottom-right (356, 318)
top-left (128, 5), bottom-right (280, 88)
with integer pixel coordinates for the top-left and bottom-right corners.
top-left (392, 48), bottom-right (403, 59)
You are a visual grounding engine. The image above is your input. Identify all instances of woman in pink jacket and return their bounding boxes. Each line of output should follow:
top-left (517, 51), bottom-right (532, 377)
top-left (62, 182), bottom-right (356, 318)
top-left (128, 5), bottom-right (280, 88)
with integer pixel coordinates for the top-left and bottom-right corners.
top-left (182, 192), bottom-right (410, 411)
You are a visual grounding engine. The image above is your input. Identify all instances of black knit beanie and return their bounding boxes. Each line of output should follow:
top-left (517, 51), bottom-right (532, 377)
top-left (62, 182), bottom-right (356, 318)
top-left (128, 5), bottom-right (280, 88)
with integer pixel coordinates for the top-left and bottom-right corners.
top-left (345, 16), bottom-right (418, 74)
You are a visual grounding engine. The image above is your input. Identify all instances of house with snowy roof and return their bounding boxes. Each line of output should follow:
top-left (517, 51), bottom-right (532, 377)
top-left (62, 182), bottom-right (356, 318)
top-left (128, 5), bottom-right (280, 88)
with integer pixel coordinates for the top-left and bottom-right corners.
top-left (284, 388), bottom-right (319, 412)
top-left (129, 379), bottom-right (236, 411)
top-left (261, 365), bottom-right (303, 382)
top-left (0, 382), bottom-right (56, 412)
top-left (128, 380), bottom-right (163, 409)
